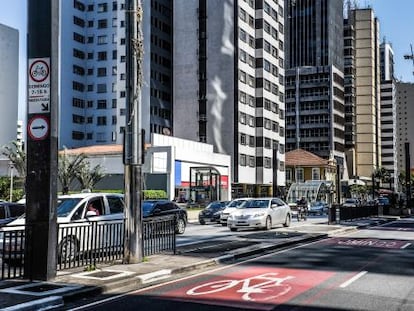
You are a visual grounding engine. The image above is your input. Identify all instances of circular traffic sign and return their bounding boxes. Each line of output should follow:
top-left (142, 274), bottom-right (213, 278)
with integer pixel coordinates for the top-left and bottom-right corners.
top-left (29, 59), bottom-right (50, 83)
top-left (28, 116), bottom-right (49, 141)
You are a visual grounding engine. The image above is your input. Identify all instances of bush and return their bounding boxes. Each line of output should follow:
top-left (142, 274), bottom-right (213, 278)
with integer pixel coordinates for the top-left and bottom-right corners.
top-left (143, 190), bottom-right (167, 200)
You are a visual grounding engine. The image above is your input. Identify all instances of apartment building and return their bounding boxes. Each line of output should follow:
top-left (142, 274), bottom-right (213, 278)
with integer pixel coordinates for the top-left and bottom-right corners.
top-left (0, 23), bottom-right (19, 147)
top-left (348, 8), bottom-right (381, 179)
top-left (60, 0), bottom-right (173, 149)
top-left (285, 0), bottom-right (347, 178)
top-left (396, 82), bottom-right (414, 174)
top-left (173, 0), bottom-right (286, 197)
top-left (379, 42), bottom-right (398, 190)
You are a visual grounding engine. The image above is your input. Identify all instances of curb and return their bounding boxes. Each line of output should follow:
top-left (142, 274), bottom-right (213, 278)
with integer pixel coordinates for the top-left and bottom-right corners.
top-left (2, 296), bottom-right (63, 311)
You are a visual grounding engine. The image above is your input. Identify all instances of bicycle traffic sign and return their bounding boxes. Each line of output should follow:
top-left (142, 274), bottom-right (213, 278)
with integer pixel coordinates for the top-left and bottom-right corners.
top-left (28, 58), bottom-right (50, 114)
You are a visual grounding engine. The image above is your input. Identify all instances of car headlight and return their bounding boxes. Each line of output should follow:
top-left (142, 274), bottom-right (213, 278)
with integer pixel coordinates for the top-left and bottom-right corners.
top-left (213, 211), bottom-right (222, 216)
top-left (253, 213), bottom-right (265, 218)
top-left (228, 214), bottom-right (234, 220)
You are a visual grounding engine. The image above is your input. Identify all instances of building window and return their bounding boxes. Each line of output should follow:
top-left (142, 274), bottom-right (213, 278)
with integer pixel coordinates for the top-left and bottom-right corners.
top-left (240, 133), bottom-right (247, 145)
top-left (97, 35), bottom-right (108, 44)
top-left (296, 168), bottom-right (304, 182)
top-left (98, 51), bottom-right (107, 61)
top-left (97, 100), bottom-right (107, 109)
top-left (98, 19), bottom-right (107, 28)
top-left (312, 168), bottom-right (320, 180)
top-left (97, 84), bottom-right (107, 93)
top-left (97, 67), bottom-right (107, 77)
top-left (97, 116), bottom-right (107, 126)
top-left (97, 3), bottom-right (108, 12)
top-left (240, 154), bottom-right (246, 166)
top-left (286, 169), bottom-right (292, 182)
top-left (248, 156), bottom-right (255, 167)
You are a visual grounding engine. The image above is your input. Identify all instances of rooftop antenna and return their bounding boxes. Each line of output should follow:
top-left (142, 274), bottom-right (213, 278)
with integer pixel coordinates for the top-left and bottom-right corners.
top-left (403, 44), bottom-right (414, 76)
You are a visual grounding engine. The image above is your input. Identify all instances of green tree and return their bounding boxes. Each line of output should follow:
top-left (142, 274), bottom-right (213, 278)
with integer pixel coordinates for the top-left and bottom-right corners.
top-left (58, 152), bottom-right (87, 194)
top-left (2, 141), bottom-right (26, 178)
top-left (75, 161), bottom-right (106, 191)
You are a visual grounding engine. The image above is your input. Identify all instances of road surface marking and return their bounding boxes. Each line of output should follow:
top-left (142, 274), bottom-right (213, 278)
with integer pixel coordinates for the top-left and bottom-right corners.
top-left (401, 243), bottom-right (411, 249)
top-left (339, 271), bottom-right (367, 288)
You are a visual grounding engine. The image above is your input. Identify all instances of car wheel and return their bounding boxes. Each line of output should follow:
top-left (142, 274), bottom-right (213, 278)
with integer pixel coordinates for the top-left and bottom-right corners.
top-left (265, 216), bottom-right (272, 230)
top-left (221, 223), bottom-right (227, 227)
top-left (230, 228), bottom-right (237, 232)
top-left (176, 217), bottom-right (186, 234)
top-left (59, 237), bottom-right (78, 263)
top-left (199, 219), bottom-right (206, 225)
top-left (283, 214), bottom-right (291, 227)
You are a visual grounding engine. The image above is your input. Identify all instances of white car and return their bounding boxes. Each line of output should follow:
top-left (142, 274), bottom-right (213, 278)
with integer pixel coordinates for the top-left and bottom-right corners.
top-left (219, 198), bottom-right (250, 226)
top-left (227, 198), bottom-right (292, 231)
top-left (0, 193), bottom-right (125, 262)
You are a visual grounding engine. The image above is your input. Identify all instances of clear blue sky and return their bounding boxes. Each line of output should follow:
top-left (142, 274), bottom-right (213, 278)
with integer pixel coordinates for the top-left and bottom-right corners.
top-left (0, 0), bottom-right (413, 120)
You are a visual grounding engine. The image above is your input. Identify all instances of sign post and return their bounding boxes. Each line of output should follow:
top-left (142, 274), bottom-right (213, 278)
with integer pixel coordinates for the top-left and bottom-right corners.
top-left (24, 0), bottom-right (59, 281)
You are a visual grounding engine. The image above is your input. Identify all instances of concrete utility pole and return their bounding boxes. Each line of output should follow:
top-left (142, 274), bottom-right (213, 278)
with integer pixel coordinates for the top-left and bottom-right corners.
top-left (124, 0), bottom-right (144, 263)
top-left (25, 0), bottom-right (59, 280)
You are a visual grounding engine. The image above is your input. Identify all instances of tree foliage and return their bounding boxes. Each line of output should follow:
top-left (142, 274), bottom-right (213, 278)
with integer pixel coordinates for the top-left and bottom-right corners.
top-left (58, 152), bottom-right (87, 194)
top-left (1, 141), bottom-right (26, 178)
top-left (75, 161), bottom-right (106, 191)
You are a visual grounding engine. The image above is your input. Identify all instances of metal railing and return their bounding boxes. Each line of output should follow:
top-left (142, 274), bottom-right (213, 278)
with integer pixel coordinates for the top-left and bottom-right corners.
top-left (0, 225), bottom-right (25, 280)
top-left (1, 215), bottom-right (177, 279)
top-left (57, 219), bottom-right (125, 270)
top-left (143, 215), bottom-right (176, 256)
top-left (329, 204), bottom-right (379, 223)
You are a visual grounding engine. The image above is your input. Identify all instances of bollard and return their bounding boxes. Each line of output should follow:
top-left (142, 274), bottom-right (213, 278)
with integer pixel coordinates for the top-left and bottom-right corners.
top-left (328, 204), bottom-right (337, 225)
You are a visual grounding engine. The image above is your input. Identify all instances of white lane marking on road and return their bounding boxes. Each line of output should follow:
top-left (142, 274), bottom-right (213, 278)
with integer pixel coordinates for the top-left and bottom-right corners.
top-left (339, 271), bottom-right (367, 288)
top-left (401, 243), bottom-right (411, 249)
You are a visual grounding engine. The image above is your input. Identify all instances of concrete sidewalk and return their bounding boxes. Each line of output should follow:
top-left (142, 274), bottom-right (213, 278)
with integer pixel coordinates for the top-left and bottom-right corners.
top-left (0, 217), bottom-right (393, 310)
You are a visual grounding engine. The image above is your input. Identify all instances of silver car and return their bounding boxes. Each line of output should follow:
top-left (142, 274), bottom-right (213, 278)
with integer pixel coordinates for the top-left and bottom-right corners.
top-left (219, 198), bottom-right (250, 226)
top-left (227, 198), bottom-right (292, 231)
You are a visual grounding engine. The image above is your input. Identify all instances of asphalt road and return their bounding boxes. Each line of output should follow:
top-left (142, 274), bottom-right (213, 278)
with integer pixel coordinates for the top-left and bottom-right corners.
top-left (69, 219), bottom-right (414, 311)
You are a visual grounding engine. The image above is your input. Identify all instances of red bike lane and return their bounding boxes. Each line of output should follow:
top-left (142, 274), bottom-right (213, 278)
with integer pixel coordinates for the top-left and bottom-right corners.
top-left (155, 266), bottom-right (335, 310)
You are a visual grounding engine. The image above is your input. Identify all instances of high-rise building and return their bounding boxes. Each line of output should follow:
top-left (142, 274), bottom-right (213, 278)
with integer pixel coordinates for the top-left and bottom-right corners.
top-left (59, 0), bottom-right (173, 149)
top-left (285, 0), bottom-right (347, 176)
top-left (174, 0), bottom-right (286, 196)
top-left (396, 82), bottom-right (414, 174)
top-left (343, 10), bottom-right (357, 177)
top-left (379, 41), bottom-right (398, 190)
top-left (0, 24), bottom-right (19, 147)
top-left (348, 8), bottom-right (381, 179)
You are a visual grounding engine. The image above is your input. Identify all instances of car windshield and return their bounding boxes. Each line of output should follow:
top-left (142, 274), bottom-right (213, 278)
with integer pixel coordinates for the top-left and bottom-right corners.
top-left (57, 198), bottom-right (83, 217)
top-left (238, 199), bottom-right (269, 209)
top-left (142, 201), bottom-right (157, 217)
top-left (206, 202), bottom-right (223, 210)
top-left (227, 200), bottom-right (246, 208)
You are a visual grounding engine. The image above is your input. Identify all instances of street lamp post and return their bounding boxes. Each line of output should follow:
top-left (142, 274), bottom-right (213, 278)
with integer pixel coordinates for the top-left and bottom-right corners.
top-left (9, 163), bottom-right (14, 202)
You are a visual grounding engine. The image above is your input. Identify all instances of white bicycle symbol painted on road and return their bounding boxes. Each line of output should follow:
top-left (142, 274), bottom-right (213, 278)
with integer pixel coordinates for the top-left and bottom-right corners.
top-left (186, 272), bottom-right (294, 302)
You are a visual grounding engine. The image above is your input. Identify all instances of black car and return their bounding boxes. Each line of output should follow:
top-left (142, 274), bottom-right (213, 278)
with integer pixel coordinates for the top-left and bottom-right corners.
top-left (142, 200), bottom-right (187, 234)
top-left (0, 202), bottom-right (25, 227)
top-left (198, 201), bottom-right (228, 225)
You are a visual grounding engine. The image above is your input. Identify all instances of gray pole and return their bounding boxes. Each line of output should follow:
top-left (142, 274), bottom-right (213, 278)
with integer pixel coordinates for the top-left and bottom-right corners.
top-left (124, 0), bottom-right (143, 263)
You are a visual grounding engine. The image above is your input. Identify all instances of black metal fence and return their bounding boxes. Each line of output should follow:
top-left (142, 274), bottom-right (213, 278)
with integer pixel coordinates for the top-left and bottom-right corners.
top-left (57, 219), bottom-right (125, 270)
top-left (1, 216), bottom-right (177, 280)
top-left (329, 204), bottom-right (379, 223)
top-left (143, 215), bottom-right (176, 257)
top-left (0, 225), bottom-right (25, 280)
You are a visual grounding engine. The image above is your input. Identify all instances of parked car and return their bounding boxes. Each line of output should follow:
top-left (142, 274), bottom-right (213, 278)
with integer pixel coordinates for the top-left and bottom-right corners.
top-left (376, 196), bottom-right (390, 206)
top-left (0, 202), bottom-right (25, 227)
top-left (219, 198), bottom-right (250, 226)
top-left (0, 193), bottom-right (125, 262)
top-left (308, 201), bottom-right (329, 216)
top-left (142, 200), bottom-right (187, 234)
top-left (198, 201), bottom-right (227, 225)
top-left (342, 198), bottom-right (360, 208)
top-left (227, 198), bottom-right (292, 231)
